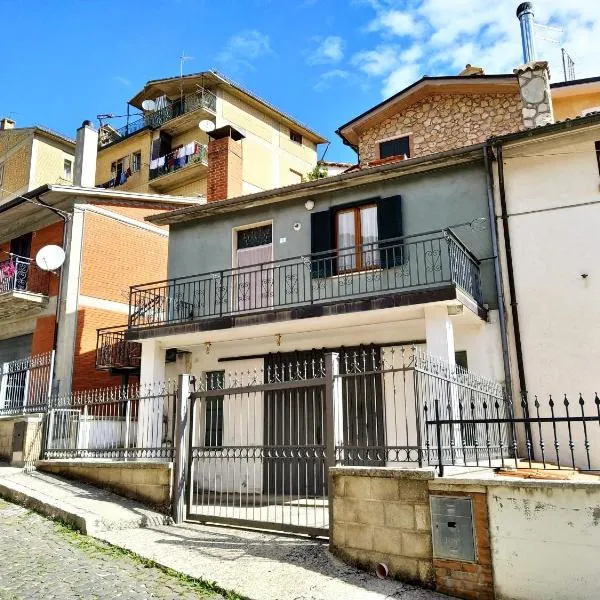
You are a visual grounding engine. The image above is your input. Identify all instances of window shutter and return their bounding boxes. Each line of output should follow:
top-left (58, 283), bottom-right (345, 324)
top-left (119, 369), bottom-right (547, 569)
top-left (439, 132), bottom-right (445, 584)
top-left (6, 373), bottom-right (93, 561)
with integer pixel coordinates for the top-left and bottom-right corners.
top-left (377, 195), bottom-right (403, 268)
top-left (310, 209), bottom-right (335, 277)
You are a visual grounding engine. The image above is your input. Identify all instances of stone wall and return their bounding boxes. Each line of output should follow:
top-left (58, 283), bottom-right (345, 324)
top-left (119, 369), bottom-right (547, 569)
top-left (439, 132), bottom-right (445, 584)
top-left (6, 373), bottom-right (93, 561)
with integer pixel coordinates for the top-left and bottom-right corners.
top-left (0, 416), bottom-right (44, 466)
top-left (357, 91), bottom-right (523, 164)
top-left (37, 461), bottom-right (172, 511)
top-left (330, 467), bottom-right (435, 587)
top-left (0, 419), bottom-right (13, 461)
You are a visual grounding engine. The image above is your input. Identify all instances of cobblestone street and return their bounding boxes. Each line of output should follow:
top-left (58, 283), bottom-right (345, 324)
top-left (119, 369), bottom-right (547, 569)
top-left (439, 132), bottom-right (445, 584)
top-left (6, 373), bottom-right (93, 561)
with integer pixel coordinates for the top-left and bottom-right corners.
top-left (0, 501), bottom-right (227, 600)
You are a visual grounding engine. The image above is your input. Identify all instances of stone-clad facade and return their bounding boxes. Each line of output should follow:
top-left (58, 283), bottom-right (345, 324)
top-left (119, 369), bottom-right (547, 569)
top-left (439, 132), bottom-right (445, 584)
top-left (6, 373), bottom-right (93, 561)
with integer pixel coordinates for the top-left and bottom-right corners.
top-left (357, 91), bottom-right (523, 164)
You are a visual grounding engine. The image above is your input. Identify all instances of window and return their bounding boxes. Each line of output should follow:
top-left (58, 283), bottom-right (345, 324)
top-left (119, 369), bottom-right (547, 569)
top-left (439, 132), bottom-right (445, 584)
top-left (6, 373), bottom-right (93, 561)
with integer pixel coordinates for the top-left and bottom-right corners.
top-left (379, 136), bottom-right (411, 160)
top-left (63, 159), bottom-right (72, 181)
top-left (0, 162), bottom-right (4, 187)
top-left (204, 371), bottom-right (224, 447)
top-left (290, 129), bottom-right (303, 144)
top-left (596, 141), bottom-right (600, 176)
top-left (131, 151), bottom-right (142, 173)
top-left (336, 204), bottom-right (379, 272)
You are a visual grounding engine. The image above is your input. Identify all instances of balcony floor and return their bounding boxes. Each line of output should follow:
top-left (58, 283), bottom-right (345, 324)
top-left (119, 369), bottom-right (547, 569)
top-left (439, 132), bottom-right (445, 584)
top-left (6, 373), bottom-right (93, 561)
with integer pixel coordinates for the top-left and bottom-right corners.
top-left (127, 284), bottom-right (486, 343)
top-left (149, 159), bottom-right (208, 192)
top-left (0, 291), bottom-right (49, 321)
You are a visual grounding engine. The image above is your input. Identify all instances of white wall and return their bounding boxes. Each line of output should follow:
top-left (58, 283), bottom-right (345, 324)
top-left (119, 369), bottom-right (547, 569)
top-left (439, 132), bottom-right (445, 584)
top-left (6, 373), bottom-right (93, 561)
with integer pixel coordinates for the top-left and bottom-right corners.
top-left (488, 482), bottom-right (600, 600)
top-left (499, 126), bottom-right (600, 469)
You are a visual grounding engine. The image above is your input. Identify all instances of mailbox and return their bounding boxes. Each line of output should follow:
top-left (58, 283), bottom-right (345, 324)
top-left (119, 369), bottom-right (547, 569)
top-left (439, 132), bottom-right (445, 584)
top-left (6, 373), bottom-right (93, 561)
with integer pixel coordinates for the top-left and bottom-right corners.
top-left (430, 496), bottom-right (476, 562)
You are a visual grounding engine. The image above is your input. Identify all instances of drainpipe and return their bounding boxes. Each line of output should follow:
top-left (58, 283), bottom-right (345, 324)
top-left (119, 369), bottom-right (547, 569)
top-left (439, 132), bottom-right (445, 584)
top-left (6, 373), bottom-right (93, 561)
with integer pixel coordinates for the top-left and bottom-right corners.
top-left (482, 146), bottom-right (513, 399)
top-left (494, 144), bottom-right (527, 396)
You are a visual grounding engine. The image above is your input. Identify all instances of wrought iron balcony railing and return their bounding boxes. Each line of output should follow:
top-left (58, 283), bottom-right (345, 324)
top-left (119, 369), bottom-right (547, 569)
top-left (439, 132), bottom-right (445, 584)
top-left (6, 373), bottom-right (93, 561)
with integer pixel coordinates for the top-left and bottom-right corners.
top-left (98, 88), bottom-right (217, 148)
top-left (96, 325), bottom-right (142, 371)
top-left (149, 141), bottom-right (207, 181)
top-left (127, 230), bottom-right (482, 331)
top-left (0, 255), bottom-right (50, 297)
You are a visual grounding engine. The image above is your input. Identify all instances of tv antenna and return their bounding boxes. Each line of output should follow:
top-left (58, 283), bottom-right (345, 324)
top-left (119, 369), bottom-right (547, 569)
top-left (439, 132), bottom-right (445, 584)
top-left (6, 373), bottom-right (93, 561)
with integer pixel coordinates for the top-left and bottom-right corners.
top-left (180, 51), bottom-right (195, 100)
top-left (561, 48), bottom-right (576, 81)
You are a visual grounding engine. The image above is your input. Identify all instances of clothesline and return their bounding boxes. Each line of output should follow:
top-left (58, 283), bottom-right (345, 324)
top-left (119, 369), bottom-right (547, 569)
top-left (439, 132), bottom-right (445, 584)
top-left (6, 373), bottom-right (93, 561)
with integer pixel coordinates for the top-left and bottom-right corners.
top-left (149, 142), bottom-right (199, 170)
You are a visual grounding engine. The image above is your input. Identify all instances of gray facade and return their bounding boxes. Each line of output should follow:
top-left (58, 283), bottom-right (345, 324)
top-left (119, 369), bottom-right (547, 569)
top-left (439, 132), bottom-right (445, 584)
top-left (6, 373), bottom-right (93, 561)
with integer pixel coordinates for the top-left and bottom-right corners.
top-left (166, 160), bottom-right (496, 308)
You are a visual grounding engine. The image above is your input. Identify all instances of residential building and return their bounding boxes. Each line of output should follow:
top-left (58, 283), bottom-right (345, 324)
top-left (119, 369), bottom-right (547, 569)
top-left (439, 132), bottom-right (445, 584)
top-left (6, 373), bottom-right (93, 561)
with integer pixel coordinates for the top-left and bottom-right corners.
top-left (0, 122), bottom-right (200, 400)
top-left (95, 71), bottom-right (326, 198)
top-left (336, 67), bottom-right (600, 168)
top-left (0, 118), bottom-right (75, 204)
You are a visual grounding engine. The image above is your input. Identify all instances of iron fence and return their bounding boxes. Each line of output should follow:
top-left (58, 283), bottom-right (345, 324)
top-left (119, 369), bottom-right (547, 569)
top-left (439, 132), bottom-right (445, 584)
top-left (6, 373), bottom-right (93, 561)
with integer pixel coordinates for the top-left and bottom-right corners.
top-left (43, 381), bottom-right (177, 460)
top-left (129, 229), bottom-right (482, 330)
top-left (149, 142), bottom-right (207, 181)
top-left (0, 351), bottom-right (54, 415)
top-left (426, 392), bottom-right (600, 473)
top-left (96, 325), bottom-right (141, 371)
top-left (0, 255), bottom-right (50, 296)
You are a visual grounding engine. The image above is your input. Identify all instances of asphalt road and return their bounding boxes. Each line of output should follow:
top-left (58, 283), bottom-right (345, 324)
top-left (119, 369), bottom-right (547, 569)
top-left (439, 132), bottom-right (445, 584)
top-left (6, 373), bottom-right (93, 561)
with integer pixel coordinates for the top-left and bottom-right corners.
top-left (0, 500), bottom-right (227, 600)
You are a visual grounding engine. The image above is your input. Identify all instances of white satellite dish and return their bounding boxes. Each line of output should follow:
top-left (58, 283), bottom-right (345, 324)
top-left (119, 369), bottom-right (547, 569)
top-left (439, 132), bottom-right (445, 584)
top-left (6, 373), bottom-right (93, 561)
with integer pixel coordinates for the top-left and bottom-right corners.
top-left (141, 99), bottom-right (156, 111)
top-left (199, 119), bottom-right (216, 132)
top-left (36, 245), bottom-right (65, 272)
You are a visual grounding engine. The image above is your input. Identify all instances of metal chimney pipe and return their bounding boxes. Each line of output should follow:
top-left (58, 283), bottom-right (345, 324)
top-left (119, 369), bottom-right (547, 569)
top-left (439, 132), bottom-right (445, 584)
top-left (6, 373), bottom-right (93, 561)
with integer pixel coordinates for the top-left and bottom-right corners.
top-left (516, 2), bottom-right (537, 63)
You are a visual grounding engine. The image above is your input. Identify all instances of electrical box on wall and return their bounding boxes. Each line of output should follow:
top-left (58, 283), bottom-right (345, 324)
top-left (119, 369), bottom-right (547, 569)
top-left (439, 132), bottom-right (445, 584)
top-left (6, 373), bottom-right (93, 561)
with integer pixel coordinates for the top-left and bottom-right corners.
top-left (430, 496), bottom-right (476, 562)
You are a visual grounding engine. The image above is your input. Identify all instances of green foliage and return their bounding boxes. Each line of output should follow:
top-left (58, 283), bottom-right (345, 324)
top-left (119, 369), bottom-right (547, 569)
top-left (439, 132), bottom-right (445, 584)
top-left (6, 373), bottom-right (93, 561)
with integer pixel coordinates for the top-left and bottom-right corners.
top-left (306, 164), bottom-right (328, 181)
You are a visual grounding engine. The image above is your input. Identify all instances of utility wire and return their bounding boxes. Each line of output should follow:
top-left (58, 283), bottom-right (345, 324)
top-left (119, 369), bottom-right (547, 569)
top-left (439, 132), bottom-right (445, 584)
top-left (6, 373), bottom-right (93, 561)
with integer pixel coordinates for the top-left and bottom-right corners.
top-left (0, 186), bottom-right (72, 219)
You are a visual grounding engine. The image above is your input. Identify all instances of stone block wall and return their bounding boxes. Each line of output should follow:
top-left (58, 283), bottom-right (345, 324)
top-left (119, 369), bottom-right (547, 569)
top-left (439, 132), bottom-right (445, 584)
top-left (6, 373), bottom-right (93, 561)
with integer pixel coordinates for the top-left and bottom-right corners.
top-left (330, 467), bottom-right (435, 588)
top-left (357, 91), bottom-right (523, 164)
top-left (37, 461), bottom-right (172, 511)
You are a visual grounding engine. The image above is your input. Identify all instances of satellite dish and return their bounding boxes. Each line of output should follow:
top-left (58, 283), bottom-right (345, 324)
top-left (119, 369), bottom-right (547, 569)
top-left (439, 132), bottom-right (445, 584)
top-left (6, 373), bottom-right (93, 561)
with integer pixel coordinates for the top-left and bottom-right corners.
top-left (141, 99), bottom-right (156, 111)
top-left (199, 119), bottom-right (216, 133)
top-left (36, 245), bottom-right (65, 272)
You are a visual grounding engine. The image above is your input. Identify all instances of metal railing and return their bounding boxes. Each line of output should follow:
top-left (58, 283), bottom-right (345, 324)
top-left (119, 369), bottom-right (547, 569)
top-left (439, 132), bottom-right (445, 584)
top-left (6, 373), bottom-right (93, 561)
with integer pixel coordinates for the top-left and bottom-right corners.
top-left (426, 392), bottom-right (600, 473)
top-left (0, 255), bottom-right (50, 296)
top-left (149, 141), bottom-right (207, 181)
top-left (128, 229), bottom-right (482, 330)
top-left (0, 351), bottom-right (54, 415)
top-left (98, 87), bottom-right (217, 148)
top-left (44, 381), bottom-right (177, 460)
top-left (96, 325), bottom-right (141, 371)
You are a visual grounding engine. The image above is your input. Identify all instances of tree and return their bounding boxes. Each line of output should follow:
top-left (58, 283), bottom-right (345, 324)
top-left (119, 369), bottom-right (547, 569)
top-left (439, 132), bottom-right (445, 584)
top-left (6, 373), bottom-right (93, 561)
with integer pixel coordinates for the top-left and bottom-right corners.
top-left (306, 164), bottom-right (328, 181)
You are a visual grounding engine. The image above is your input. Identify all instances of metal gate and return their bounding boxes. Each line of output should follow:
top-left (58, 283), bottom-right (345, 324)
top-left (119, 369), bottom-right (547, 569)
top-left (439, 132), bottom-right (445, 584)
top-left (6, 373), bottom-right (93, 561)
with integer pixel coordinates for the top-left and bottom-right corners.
top-left (186, 357), bottom-right (330, 536)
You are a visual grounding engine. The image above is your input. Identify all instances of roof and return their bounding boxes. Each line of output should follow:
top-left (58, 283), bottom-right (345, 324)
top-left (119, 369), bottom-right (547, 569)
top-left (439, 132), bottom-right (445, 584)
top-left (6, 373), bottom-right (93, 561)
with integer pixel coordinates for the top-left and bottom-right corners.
top-left (551, 75), bottom-right (600, 90)
top-left (147, 143), bottom-right (486, 226)
top-left (336, 74), bottom-right (519, 148)
top-left (0, 184), bottom-right (202, 244)
top-left (128, 70), bottom-right (327, 144)
top-left (0, 125), bottom-right (75, 148)
top-left (489, 111), bottom-right (600, 145)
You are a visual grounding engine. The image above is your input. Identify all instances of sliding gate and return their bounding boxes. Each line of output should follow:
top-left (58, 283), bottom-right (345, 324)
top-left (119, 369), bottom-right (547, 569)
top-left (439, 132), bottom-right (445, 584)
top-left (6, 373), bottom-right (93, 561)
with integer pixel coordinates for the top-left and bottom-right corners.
top-left (186, 356), bottom-right (330, 536)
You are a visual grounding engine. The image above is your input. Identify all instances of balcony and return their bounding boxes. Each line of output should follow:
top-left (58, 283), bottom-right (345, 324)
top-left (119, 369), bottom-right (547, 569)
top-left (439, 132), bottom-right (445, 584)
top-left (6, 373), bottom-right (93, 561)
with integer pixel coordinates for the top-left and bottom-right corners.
top-left (96, 325), bottom-right (141, 372)
top-left (0, 256), bottom-right (50, 320)
top-left (98, 87), bottom-right (217, 148)
top-left (126, 230), bottom-right (483, 336)
top-left (148, 142), bottom-right (208, 192)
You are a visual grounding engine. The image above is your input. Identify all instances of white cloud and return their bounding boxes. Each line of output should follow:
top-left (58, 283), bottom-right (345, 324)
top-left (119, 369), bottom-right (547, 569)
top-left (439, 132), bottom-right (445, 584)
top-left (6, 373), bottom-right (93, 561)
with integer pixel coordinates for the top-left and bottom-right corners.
top-left (314, 69), bottom-right (354, 92)
top-left (217, 30), bottom-right (271, 70)
top-left (368, 9), bottom-right (425, 38)
top-left (352, 0), bottom-right (600, 98)
top-left (307, 36), bottom-right (345, 65)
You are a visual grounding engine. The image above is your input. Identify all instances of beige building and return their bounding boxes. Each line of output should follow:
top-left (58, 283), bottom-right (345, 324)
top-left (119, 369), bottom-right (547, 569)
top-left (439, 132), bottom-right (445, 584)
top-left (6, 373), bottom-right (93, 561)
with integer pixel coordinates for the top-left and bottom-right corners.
top-left (0, 118), bottom-right (75, 204)
top-left (96, 71), bottom-right (326, 198)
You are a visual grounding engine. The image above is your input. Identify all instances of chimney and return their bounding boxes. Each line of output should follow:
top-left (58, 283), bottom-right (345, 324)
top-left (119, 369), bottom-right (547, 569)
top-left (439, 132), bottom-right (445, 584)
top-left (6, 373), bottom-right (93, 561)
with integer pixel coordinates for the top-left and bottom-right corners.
top-left (206, 125), bottom-right (245, 202)
top-left (516, 2), bottom-right (537, 63)
top-left (0, 118), bottom-right (15, 130)
top-left (73, 120), bottom-right (98, 187)
top-left (514, 61), bottom-right (554, 129)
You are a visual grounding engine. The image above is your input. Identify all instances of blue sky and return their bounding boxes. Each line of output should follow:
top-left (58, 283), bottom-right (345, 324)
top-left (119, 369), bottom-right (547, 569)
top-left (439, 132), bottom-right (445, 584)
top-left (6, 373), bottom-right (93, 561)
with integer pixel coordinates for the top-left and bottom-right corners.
top-left (1, 0), bottom-right (598, 163)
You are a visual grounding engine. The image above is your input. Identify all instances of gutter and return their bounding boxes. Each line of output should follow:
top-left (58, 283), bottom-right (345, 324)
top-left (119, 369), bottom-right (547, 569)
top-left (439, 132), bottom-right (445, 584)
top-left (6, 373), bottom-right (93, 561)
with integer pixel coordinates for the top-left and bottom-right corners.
top-left (483, 145), bottom-right (513, 398)
top-left (494, 144), bottom-right (527, 396)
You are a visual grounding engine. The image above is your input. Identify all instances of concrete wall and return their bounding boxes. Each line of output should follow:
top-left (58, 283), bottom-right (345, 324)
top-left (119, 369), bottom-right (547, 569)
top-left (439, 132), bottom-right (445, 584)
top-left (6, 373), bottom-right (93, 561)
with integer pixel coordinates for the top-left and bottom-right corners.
top-left (487, 480), bottom-right (600, 600)
top-left (498, 124), bottom-right (600, 468)
top-left (168, 161), bottom-right (498, 308)
top-left (37, 461), bottom-right (172, 511)
top-left (330, 467), bottom-right (435, 587)
top-left (0, 415), bottom-right (44, 466)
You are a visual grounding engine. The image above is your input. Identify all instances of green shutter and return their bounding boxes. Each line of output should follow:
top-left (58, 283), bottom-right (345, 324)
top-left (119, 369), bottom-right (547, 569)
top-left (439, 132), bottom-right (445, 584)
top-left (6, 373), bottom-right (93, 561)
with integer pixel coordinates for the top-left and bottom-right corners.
top-left (377, 195), bottom-right (403, 268)
top-left (310, 209), bottom-right (335, 277)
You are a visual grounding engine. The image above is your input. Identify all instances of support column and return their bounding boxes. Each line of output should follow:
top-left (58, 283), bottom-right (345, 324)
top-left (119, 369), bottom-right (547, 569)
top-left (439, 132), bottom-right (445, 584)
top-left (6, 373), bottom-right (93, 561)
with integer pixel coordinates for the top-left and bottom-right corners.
top-left (137, 339), bottom-right (166, 450)
top-left (424, 305), bottom-right (456, 366)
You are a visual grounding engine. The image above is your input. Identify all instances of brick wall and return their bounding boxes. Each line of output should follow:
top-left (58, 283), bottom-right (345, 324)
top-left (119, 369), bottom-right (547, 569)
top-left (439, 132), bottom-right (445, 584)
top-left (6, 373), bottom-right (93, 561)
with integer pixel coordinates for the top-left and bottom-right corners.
top-left (357, 91), bottom-right (523, 164)
top-left (431, 490), bottom-right (494, 600)
top-left (330, 468), bottom-right (435, 587)
top-left (31, 222), bottom-right (64, 296)
top-left (30, 315), bottom-right (56, 355)
top-left (79, 211), bottom-right (168, 304)
top-left (207, 136), bottom-right (243, 202)
top-left (91, 202), bottom-right (173, 224)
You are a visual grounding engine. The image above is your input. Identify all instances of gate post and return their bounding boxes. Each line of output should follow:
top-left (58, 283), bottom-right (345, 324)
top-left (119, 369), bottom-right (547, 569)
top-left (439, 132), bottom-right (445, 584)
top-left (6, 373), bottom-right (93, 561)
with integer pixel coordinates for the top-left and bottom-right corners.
top-left (325, 352), bottom-right (339, 542)
top-left (172, 374), bottom-right (192, 524)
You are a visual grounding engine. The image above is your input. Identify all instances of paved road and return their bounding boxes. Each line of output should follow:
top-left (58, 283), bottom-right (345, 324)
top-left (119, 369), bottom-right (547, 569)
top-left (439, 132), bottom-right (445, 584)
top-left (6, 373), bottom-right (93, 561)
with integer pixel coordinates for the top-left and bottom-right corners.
top-left (0, 501), bottom-right (226, 600)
